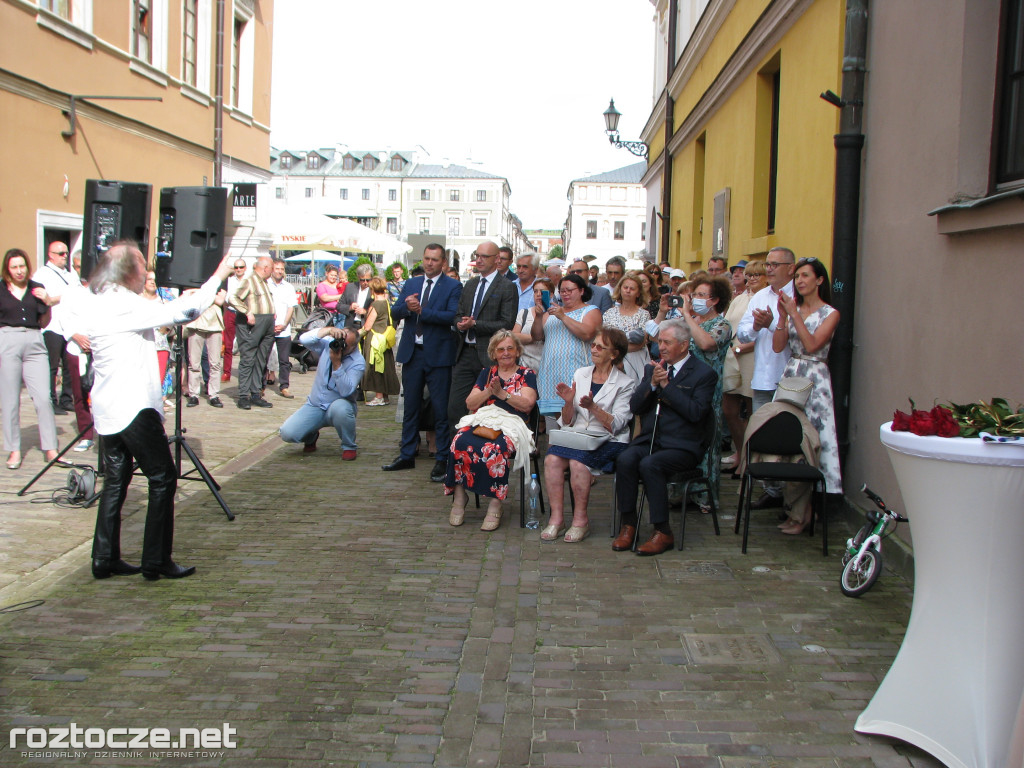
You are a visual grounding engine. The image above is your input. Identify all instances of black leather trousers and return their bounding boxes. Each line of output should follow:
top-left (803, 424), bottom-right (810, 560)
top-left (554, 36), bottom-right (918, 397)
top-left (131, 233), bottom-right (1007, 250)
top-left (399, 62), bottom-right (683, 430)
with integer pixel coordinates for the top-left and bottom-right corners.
top-left (92, 408), bottom-right (177, 569)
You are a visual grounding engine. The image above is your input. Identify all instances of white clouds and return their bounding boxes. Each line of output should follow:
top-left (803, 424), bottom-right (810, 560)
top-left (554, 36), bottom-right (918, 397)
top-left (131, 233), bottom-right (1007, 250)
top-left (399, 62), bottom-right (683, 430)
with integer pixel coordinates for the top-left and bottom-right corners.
top-left (270, 0), bottom-right (654, 228)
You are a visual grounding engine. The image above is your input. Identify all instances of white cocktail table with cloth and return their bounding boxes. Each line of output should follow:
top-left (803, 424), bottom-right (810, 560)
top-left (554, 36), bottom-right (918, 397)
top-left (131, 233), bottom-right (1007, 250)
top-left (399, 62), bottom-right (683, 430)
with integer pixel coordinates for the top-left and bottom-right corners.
top-left (856, 423), bottom-right (1024, 768)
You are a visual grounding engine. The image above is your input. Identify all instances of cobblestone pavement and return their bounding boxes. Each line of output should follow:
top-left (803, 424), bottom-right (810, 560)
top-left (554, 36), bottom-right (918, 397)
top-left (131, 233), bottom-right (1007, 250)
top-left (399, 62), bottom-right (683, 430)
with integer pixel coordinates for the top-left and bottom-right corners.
top-left (0, 369), bottom-right (941, 767)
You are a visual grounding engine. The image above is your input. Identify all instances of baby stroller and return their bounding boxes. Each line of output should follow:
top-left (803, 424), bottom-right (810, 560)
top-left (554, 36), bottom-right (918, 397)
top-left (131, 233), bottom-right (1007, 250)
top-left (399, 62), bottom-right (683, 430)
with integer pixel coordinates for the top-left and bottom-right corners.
top-left (291, 306), bottom-right (334, 373)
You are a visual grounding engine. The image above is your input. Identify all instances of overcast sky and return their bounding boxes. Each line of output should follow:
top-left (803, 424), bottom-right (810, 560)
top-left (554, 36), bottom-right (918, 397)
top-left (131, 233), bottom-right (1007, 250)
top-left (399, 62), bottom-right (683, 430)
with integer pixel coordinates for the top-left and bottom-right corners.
top-left (269, 1), bottom-right (655, 230)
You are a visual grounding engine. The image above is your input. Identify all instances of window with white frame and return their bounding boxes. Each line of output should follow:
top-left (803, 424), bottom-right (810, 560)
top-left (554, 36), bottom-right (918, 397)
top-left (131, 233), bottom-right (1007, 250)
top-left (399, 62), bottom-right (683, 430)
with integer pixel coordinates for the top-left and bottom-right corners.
top-left (448, 217), bottom-right (461, 236)
top-left (343, 156), bottom-right (357, 171)
top-left (305, 188), bottom-right (314, 198)
top-left (182, 0), bottom-right (197, 84)
top-left (38, 0), bottom-right (93, 32)
top-left (279, 155), bottom-right (292, 170)
top-left (449, 190), bottom-right (460, 201)
top-left (419, 216), bottom-right (430, 234)
top-left (339, 189), bottom-right (348, 200)
top-left (362, 188), bottom-right (370, 200)
top-left (476, 190), bottom-right (486, 202)
top-left (275, 187), bottom-right (284, 199)
top-left (388, 189), bottom-right (397, 201)
top-left (475, 217), bottom-right (487, 236)
top-left (586, 220), bottom-right (597, 239)
top-left (613, 221), bottom-right (625, 240)
top-left (387, 217), bottom-right (398, 235)
top-left (391, 156), bottom-right (404, 171)
top-left (420, 189), bottom-right (430, 201)
top-left (363, 156), bottom-right (376, 171)
top-left (133, 0), bottom-right (152, 62)
top-left (230, 6), bottom-right (254, 113)
top-left (307, 154), bottom-right (321, 170)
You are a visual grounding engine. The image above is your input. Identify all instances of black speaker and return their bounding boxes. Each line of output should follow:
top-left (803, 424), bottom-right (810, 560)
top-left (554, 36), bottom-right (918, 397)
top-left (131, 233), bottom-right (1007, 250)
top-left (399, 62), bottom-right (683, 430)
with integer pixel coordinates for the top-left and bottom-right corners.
top-left (155, 186), bottom-right (228, 289)
top-left (81, 180), bottom-right (152, 280)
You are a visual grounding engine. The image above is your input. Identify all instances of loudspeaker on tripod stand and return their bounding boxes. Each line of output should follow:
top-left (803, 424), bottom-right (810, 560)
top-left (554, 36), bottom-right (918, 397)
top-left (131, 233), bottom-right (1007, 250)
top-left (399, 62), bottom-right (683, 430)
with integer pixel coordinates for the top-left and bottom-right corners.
top-left (155, 186), bottom-right (228, 289)
top-left (81, 180), bottom-right (152, 280)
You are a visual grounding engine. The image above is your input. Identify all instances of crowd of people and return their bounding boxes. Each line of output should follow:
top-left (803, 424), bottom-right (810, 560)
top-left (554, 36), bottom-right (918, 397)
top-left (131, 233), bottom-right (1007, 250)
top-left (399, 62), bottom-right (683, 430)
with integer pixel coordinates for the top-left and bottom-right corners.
top-left (0, 237), bottom-right (840, 580)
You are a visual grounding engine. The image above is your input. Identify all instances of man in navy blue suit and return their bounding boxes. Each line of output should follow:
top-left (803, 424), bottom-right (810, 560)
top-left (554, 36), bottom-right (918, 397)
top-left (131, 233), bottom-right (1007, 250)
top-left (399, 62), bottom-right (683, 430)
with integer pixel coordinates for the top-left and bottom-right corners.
top-left (383, 244), bottom-right (462, 482)
top-left (612, 319), bottom-right (717, 556)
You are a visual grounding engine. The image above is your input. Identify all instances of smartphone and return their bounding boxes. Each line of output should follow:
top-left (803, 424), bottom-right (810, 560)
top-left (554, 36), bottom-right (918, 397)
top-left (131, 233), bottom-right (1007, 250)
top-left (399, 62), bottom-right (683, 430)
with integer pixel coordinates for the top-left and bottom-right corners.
top-left (667, 294), bottom-right (683, 309)
top-left (540, 289), bottom-right (551, 311)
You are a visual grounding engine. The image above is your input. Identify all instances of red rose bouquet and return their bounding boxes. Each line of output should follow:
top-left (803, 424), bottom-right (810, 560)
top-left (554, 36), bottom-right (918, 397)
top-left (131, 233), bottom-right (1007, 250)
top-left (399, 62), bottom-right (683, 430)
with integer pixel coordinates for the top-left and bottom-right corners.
top-left (892, 398), bottom-right (1024, 438)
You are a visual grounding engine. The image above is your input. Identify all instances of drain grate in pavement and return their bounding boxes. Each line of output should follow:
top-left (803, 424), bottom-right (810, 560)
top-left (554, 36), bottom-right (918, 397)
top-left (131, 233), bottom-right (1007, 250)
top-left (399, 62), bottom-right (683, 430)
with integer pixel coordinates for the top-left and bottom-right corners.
top-left (656, 560), bottom-right (734, 580)
top-left (683, 633), bottom-right (782, 665)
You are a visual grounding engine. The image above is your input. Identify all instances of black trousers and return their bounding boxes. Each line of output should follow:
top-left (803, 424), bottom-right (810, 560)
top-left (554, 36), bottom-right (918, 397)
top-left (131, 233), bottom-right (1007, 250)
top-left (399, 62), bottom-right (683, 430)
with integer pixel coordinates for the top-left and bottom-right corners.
top-left (399, 346), bottom-right (452, 463)
top-left (93, 408), bottom-right (177, 569)
top-left (43, 329), bottom-right (73, 407)
top-left (615, 441), bottom-right (699, 527)
top-left (235, 314), bottom-right (275, 397)
top-left (447, 345), bottom-right (486, 428)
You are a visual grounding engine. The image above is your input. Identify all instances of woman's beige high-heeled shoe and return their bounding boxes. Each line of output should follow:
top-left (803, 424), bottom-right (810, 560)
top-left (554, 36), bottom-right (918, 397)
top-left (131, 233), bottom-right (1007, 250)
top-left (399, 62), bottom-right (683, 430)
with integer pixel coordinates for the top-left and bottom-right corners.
top-left (481, 499), bottom-right (502, 531)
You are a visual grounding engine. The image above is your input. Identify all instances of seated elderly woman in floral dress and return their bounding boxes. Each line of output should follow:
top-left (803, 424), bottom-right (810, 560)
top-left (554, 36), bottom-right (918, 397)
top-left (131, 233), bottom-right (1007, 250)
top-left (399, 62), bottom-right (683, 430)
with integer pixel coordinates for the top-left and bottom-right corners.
top-left (444, 330), bottom-right (538, 532)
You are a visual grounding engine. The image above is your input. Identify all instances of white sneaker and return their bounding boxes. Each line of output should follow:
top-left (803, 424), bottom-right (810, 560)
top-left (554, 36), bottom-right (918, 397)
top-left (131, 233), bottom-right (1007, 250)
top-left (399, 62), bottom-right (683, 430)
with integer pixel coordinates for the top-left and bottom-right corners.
top-left (73, 439), bottom-right (95, 452)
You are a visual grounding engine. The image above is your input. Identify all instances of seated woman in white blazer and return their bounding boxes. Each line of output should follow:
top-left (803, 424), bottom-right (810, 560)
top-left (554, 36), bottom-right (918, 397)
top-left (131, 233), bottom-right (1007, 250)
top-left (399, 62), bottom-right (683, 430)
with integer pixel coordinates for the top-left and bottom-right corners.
top-left (542, 326), bottom-right (635, 543)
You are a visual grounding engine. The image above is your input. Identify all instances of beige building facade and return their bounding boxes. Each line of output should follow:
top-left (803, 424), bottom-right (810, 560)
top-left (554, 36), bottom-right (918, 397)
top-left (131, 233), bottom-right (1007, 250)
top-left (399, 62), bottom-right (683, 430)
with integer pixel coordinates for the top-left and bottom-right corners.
top-left (846, 0), bottom-right (1024, 528)
top-left (0, 0), bottom-right (273, 265)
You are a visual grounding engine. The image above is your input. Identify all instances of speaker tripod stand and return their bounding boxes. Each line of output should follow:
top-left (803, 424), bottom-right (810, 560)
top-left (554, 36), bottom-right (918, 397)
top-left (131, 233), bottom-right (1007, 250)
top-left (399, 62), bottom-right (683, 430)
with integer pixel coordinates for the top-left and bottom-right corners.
top-left (169, 325), bottom-right (234, 521)
top-left (18, 421), bottom-right (102, 506)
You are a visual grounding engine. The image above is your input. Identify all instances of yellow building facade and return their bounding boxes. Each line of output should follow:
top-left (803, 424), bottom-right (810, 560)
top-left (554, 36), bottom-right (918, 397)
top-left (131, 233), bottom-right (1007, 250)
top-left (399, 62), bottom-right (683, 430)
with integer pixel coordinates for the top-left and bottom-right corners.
top-left (643, 0), bottom-right (844, 271)
top-left (0, 0), bottom-right (272, 264)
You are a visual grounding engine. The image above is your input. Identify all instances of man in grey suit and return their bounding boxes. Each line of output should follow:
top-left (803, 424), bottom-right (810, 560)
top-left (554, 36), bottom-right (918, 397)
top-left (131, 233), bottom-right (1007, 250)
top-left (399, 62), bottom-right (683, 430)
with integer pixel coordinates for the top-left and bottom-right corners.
top-left (448, 241), bottom-right (518, 429)
top-left (567, 260), bottom-right (612, 313)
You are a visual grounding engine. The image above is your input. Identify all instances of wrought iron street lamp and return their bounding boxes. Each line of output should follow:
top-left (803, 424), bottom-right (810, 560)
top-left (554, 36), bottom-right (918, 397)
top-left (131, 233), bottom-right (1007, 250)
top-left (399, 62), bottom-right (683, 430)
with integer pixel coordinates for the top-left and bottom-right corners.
top-left (603, 98), bottom-right (648, 158)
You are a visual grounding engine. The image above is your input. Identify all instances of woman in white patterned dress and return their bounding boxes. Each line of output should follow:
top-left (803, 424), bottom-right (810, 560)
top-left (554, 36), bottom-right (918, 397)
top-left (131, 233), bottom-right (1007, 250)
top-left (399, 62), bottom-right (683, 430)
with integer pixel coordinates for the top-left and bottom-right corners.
top-left (601, 272), bottom-right (651, 384)
top-left (772, 257), bottom-right (841, 534)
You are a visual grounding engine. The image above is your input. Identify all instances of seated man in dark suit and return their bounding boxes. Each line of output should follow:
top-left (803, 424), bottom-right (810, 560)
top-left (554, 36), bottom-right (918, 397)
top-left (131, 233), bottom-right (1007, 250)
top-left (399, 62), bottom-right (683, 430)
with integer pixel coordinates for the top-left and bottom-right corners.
top-left (383, 244), bottom-right (462, 482)
top-left (613, 318), bottom-right (717, 556)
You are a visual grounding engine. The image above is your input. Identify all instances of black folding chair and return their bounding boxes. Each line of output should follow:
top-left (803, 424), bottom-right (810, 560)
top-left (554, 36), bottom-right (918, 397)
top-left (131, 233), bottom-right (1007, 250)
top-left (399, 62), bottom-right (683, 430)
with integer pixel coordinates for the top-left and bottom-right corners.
top-left (734, 411), bottom-right (828, 556)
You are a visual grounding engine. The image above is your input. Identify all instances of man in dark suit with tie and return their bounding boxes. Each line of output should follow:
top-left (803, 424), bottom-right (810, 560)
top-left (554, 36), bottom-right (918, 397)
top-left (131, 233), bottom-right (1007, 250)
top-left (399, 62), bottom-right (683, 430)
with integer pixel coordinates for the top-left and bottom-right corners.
top-left (382, 244), bottom-right (462, 481)
top-left (448, 241), bottom-right (518, 428)
top-left (613, 319), bottom-right (717, 555)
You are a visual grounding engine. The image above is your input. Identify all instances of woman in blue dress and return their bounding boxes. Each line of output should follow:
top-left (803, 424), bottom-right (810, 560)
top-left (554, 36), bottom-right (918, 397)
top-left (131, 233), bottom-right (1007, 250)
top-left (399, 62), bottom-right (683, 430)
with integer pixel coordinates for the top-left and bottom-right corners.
top-left (532, 274), bottom-right (602, 416)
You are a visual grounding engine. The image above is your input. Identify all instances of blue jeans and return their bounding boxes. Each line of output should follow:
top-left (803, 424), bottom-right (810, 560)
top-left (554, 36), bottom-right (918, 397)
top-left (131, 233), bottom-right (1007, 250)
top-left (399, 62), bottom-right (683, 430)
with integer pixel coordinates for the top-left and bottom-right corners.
top-left (279, 399), bottom-right (357, 451)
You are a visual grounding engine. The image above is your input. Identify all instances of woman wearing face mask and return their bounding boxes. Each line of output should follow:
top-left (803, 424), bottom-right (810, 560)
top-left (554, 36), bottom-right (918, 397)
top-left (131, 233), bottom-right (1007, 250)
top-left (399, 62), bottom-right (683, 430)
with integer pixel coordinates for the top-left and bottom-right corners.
top-left (680, 274), bottom-right (733, 511)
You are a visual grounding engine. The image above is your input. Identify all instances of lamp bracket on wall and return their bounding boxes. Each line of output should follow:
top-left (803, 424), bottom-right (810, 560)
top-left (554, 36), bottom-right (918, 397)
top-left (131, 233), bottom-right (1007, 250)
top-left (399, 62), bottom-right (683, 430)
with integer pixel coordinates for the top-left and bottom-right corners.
top-left (62, 95), bottom-right (164, 139)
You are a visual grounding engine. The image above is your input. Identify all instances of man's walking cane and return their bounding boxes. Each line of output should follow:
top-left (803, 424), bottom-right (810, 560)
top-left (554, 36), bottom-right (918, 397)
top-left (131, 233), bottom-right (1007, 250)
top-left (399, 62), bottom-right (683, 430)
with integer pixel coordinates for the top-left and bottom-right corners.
top-left (631, 399), bottom-right (662, 551)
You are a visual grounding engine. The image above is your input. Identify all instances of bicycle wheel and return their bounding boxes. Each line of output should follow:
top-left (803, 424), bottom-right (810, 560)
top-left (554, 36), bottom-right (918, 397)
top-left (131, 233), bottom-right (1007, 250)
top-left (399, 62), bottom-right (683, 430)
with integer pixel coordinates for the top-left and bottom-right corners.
top-left (840, 547), bottom-right (882, 598)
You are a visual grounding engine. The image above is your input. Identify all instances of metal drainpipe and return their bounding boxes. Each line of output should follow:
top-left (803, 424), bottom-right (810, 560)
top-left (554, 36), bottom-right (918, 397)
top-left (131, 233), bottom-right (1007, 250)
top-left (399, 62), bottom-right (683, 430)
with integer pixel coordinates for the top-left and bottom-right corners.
top-left (661, 0), bottom-right (678, 264)
top-left (213, 0), bottom-right (225, 187)
top-left (829, 0), bottom-right (868, 466)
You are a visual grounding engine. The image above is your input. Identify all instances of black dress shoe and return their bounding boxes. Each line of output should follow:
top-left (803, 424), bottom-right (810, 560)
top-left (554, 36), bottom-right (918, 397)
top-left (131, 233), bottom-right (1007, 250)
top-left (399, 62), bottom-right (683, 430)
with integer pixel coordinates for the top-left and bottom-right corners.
top-left (52, 401), bottom-right (68, 415)
top-left (381, 457), bottom-right (415, 471)
top-left (250, 396), bottom-right (274, 408)
top-left (186, 396), bottom-right (199, 407)
top-left (142, 562), bottom-right (196, 581)
top-left (750, 492), bottom-right (784, 510)
top-left (209, 397), bottom-right (224, 408)
top-left (237, 396), bottom-right (251, 410)
top-left (429, 459), bottom-right (447, 483)
top-left (92, 558), bottom-right (142, 579)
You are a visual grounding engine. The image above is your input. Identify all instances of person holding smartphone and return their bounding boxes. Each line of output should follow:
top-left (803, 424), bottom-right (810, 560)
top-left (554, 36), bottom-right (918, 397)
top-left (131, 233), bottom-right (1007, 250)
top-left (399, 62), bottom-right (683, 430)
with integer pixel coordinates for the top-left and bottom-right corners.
top-left (511, 277), bottom-right (554, 373)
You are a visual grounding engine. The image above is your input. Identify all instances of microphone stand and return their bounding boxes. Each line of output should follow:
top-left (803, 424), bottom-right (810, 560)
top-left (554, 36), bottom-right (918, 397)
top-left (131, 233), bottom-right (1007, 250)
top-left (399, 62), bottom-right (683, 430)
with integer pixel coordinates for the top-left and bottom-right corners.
top-left (168, 325), bottom-right (234, 521)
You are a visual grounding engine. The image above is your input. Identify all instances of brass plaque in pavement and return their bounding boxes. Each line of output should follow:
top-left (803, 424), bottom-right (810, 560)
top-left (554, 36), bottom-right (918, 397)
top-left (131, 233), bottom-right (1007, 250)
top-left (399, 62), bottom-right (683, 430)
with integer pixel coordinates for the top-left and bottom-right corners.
top-left (656, 560), bottom-right (734, 580)
top-left (684, 634), bottom-right (781, 665)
